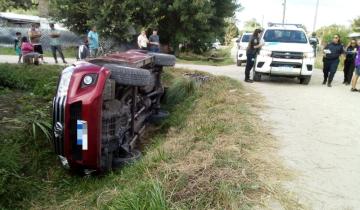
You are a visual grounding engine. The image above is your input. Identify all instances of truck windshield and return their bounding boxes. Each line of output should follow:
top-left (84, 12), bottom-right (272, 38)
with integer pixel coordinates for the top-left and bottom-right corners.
top-left (263, 29), bottom-right (307, 44)
top-left (241, 34), bottom-right (251, 42)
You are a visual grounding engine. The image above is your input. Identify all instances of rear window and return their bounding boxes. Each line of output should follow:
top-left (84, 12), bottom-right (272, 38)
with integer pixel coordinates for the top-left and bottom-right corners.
top-left (241, 34), bottom-right (251, 42)
top-left (263, 29), bottom-right (307, 44)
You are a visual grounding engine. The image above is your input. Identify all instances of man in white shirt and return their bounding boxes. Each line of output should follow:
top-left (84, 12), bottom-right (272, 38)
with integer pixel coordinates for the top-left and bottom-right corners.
top-left (137, 30), bottom-right (149, 50)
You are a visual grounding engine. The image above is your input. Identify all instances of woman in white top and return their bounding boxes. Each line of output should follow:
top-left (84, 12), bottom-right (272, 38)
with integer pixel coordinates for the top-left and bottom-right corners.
top-left (137, 30), bottom-right (149, 50)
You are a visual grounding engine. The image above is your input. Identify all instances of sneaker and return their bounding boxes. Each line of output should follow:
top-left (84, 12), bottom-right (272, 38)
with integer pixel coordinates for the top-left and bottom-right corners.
top-left (327, 83), bottom-right (332, 87)
top-left (351, 88), bottom-right (358, 92)
top-left (322, 80), bottom-right (327, 85)
top-left (63, 61), bottom-right (67, 64)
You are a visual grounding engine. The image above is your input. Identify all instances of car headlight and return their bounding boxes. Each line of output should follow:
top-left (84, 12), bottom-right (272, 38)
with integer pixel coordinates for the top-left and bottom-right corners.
top-left (57, 66), bottom-right (74, 97)
top-left (259, 49), bottom-right (272, 57)
top-left (304, 52), bottom-right (314, 58)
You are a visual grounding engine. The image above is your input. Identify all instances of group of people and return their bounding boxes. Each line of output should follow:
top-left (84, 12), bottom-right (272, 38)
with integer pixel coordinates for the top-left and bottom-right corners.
top-left (244, 28), bottom-right (360, 92)
top-left (14, 24), bottom-right (100, 64)
top-left (322, 35), bottom-right (360, 90)
top-left (137, 29), bottom-right (160, 52)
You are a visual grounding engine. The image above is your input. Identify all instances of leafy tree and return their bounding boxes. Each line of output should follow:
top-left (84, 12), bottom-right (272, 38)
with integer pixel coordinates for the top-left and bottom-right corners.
top-left (352, 16), bottom-right (360, 32)
top-left (50, 0), bottom-right (241, 53)
top-left (243, 18), bottom-right (260, 30)
top-left (0, 0), bottom-right (33, 11)
top-left (316, 24), bottom-right (351, 46)
top-left (224, 18), bottom-right (239, 46)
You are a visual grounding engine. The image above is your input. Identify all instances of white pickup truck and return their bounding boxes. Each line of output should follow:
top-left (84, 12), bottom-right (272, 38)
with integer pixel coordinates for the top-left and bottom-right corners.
top-left (254, 23), bottom-right (315, 85)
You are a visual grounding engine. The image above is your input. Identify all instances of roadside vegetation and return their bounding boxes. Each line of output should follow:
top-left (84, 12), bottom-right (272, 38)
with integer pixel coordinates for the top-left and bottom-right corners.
top-left (177, 46), bottom-right (235, 66)
top-left (0, 64), bottom-right (300, 209)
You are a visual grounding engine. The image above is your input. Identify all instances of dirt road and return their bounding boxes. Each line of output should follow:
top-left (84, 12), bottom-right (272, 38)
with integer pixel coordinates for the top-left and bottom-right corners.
top-left (175, 63), bottom-right (360, 210)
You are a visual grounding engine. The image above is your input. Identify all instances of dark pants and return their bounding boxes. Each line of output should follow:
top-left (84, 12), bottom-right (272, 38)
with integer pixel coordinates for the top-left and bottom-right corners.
top-left (149, 46), bottom-right (160, 52)
top-left (323, 59), bottom-right (340, 84)
top-left (343, 59), bottom-right (355, 84)
top-left (245, 53), bottom-right (256, 80)
top-left (51, 45), bottom-right (65, 62)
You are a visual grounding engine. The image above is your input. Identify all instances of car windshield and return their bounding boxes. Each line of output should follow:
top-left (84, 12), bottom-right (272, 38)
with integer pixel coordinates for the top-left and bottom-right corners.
top-left (241, 34), bottom-right (251, 42)
top-left (263, 29), bottom-right (307, 43)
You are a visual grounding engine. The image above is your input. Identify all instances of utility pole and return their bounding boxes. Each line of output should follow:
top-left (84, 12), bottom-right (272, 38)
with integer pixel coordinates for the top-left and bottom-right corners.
top-left (313, 0), bottom-right (320, 32)
top-left (282, 0), bottom-right (287, 24)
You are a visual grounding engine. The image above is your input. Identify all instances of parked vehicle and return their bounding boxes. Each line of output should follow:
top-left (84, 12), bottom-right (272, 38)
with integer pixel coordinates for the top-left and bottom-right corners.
top-left (236, 33), bottom-right (252, 66)
top-left (211, 39), bottom-right (221, 50)
top-left (254, 23), bottom-right (315, 84)
top-left (52, 50), bottom-right (176, 173)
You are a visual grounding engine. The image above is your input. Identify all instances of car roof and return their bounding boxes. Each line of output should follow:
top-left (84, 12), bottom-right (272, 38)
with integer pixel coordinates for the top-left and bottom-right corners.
top-left (264, 25), bottom-right (306, 32)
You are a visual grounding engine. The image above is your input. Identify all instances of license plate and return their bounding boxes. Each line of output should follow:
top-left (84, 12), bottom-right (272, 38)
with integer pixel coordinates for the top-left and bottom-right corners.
top-left (77, 120), bottom-right (88, 150)
top-left (279, 66), bottom-right (293, 71)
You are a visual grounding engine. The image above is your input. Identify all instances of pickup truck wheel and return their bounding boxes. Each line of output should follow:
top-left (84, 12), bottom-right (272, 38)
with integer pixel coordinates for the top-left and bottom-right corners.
top-left (113, 149), bottom-right (141, 167)
top-left (104, 64), bottom-right (151, 86)
top-left (148, 53), bottom-right (176, 66)
top-left (237, 60), bottom-right (242, 66)
top-left (300, 76), bottom-right (311, 85)
top-left (253, 71), bottom-right (261, 81)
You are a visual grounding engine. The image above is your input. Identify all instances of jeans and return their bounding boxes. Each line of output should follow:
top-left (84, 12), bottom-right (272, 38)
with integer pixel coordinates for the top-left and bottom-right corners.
top-left (245, 53), bottom-right (256, 80)
top-left (51, 45), bottom-right (65, 62)
top-left (323, 59), bottom-right (340, 84)
top-left (149, 47), bottom-right (160, 52)
top-left (90, 48), bottom-right (98, 57)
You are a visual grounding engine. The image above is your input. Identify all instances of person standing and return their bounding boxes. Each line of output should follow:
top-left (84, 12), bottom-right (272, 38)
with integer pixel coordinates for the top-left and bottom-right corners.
top-left (244, 28), bottom-right (264, 83)
top-left (49, 23), bottom-right (67, 64)
top-left (343, 39), bottom-right (358, 85)
top-left (137, 30), bottom-right (149, 50)
top-left (350, 40), bottom-right (360, 91)
top-left (322, 34), bottom-right (344, 87)
top-left (310, 32), bottom-right (319, 56)
top-left (14, 32), bottom-right (22, 63)
top-left (88, 26), bottom-right (99, 57)
top-left (149, 29), bottom-right (160, 52)
top-left (28, 23), bottom-right (45, 63)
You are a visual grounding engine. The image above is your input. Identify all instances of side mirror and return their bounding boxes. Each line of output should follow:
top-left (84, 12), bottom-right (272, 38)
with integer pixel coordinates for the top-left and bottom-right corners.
top-left (236, 38), bottom-right (240, 43)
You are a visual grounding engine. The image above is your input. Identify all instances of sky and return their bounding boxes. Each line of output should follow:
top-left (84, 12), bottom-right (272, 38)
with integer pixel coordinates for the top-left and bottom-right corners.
top-left (236, 0), bottom-right (359, 31)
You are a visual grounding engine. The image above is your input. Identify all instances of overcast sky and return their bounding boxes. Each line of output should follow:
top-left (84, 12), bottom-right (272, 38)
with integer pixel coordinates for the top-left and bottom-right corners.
top-left (236, 0), bottom-right (359, 31)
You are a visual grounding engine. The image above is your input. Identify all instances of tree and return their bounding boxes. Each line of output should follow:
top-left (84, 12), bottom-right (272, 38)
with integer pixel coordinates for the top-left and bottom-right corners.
top-left (243, 18), bottom-right (260, 30)
top-left (50, 0), bottom-right (241, 53)
top-left (224, 18), bottom-right (239, 46)
top-left (316, 24), bottom-right (351, 46)
top-left (0, 0), bottom-right (33, 11)
top-left (352, 16), bottom-right (360, 32)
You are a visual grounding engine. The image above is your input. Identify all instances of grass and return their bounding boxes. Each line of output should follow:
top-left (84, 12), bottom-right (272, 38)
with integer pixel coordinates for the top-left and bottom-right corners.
top-left (0, 64), bottom-right (301, 209)
top-left (0, 46), bottom-right (77, 59)
top-left (177, 46), bottom-right (235, 66)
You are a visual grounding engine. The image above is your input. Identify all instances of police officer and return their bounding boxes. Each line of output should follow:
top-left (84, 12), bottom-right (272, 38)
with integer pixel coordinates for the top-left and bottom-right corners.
top-left (343, 39), bottom-right (358, 85)
top-left (322, 34), bottom-right (344, 87)
top-left (244, 28), bottom-right (264, 83)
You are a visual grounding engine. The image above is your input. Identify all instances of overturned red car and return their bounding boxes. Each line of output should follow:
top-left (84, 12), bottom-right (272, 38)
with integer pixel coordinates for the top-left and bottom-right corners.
top-left (52, 50), bottom-right (176, 173)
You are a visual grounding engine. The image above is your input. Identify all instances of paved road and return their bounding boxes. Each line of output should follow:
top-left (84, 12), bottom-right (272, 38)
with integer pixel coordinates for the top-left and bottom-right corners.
top-left (176, 63), bottom-right (360, 210)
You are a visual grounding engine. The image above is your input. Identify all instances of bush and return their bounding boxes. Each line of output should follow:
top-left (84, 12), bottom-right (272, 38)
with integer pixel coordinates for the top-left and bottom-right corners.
top-left (0, 64), bottom-right (61, 99)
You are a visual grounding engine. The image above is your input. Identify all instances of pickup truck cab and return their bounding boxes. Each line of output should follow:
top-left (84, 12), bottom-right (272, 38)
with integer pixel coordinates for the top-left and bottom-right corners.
top-left (254, 23), bottom-right (315, 84)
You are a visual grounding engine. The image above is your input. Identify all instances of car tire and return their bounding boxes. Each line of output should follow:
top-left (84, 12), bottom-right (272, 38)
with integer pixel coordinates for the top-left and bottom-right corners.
top-left (237, 60), bottom-right (242, 66)
top-left (253, 71), bottom-right (261, 81)
top-left (104, 64), bottom-right (151, 86)
top-left (113, 149), bottom-right (142, 167)
top-left (148, 52), bottom-right (176, 66)
top-left (300, 76), bottom-right (311, 85)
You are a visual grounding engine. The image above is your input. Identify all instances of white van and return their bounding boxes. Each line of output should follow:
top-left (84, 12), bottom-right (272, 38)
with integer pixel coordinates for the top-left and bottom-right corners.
top-left (236, 33), bottom-right (252, 66)
top-left (254, 23), bottom-right (315, 84)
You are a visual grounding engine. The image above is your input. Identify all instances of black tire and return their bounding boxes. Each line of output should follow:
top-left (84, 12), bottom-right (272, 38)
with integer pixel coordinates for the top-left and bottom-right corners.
top-left (113, 149), bottom-right (142, 167)
top-left (237, 60), bottom-right (242, 66)
top-left (148, 52), bottom-right (176, 66)
top-left (300, 76), bottom-right (311, 85)
top-left (253, 71), bottom-right (261, 81)
top-left (104, 64), bottom-right (151, 86)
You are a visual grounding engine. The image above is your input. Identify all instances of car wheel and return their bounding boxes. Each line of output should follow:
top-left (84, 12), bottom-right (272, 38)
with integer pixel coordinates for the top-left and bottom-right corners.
top-left (253, 71), bottom-right (261, 81)
top-left (300, 76), bottom-right (311, 85)
top-left (237, 60), bottom-right (242, 66)
top-left (148, 52), bottom-right (176, 66)
top-left (113, 149), bottom-right (142, 167)
top-left (104, 64), bottom-right (151, 86)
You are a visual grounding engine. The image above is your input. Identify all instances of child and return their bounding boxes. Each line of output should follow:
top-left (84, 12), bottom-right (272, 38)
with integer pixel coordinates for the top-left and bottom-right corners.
top-left (21, 36), bottom-right (40, 65)
top-left (14, 32), bottom-right (22, 63)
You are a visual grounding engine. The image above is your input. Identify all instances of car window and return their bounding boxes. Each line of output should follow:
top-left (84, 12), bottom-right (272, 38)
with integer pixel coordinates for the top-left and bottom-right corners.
top-left (263, 29), bottom-right (307, 43)
top-left (241, 34), bottom-right (251, 42)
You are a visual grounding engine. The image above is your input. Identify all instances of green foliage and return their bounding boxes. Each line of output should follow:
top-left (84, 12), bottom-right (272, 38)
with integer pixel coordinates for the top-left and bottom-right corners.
top-left (243, 18), bottom-right (261, 31)
top-left (50, 0), bottom-right (241, 52)
top-left (316, 24), bottom-right (351, 46)
top-left (224, 18), bottom-right (239, 46)
top-left (0, 64), bottom-right (61, 99)
top-left (352, 16), bottom-right (360, 32)
top-left (0, 0), bottom-right (33, 11)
